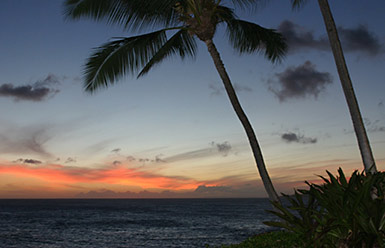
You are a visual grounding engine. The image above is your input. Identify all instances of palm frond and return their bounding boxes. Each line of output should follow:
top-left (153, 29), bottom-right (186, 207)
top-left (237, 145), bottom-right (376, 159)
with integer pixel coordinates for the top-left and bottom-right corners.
top-left (215, 5), bottom-right (237, 23)
top-left (230, 0), bottom-right (267, 10)
top-left (290, 0), bottom-right (309, 10)
top-left (138, 29), bottom-right (197, 78)
top-left (64, 0), bottom-right (181, 31)
top-left (226, 19), bottom-right (287, 63)
top-left (83, 30), bottom-right (168, 92)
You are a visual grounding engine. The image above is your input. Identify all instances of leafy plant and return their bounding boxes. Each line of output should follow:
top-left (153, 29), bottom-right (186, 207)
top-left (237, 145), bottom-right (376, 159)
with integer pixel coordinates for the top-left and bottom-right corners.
top-left (265, 168), bottom-right (385, 247)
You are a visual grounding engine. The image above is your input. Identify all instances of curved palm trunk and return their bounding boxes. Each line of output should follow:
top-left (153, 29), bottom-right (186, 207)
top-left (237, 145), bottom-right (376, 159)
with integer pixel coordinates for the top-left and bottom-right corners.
top-left (204, 39), bottom-right (280, 203)
top-left (318, 0), bottom-right (377, 173)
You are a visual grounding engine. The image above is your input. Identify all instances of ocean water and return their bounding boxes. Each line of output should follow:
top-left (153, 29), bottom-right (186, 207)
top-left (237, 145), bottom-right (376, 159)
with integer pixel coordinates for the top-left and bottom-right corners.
top-left (0, 198), bottom-right (277, 248)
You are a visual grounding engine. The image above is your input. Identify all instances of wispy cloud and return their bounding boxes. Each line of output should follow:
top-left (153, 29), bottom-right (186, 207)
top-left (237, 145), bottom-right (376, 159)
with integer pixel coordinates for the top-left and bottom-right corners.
top-left (268, 61), bottom-right (332, 102)
top-left (164, 141), bottom-right (233, 163)
top-left (0, 74), bottom-right (60, 102)
top-left (0, 125), bottom-right (54, 158)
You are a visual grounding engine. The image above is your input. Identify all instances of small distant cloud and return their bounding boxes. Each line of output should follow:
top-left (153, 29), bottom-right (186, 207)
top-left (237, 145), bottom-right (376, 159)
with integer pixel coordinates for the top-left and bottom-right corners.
top-left (14, 158), bottom-right (43, 164)
top-left (112, 160), bottom-right (121, 166)
top-left (65, 157), bottom-right (77, 163)
top-left (212, 141), bottom-right (232, 156)
top-left (281, 132), bottom-right (317, 144)
top-left (378, 100), bottom-right (384, 108)
top-left (364, 118), bottom-right (385, 133)
top-left (111, 148), bottom-right (121, 153)
top-left (0, 74), bottom-right (60, 102)
top-left (127, 156), bottom-right (136, 162)
top-left (268, 61), bottom-right (332, 102)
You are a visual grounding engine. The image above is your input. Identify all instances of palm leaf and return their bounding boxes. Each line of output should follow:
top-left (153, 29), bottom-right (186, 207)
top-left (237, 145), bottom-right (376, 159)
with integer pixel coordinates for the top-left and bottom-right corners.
top-left (226, 19), bottom-right (287, 62)
top-left (138, 29), bottom-right (197, 77)
top-left (64, 0), bottom-right (181, 31)
top-left (230, 0), bottom-right (266, 9)
top-left (290, 0), bottom-right (309, 10)
top-left (83, 30), bottom-right (168, 92)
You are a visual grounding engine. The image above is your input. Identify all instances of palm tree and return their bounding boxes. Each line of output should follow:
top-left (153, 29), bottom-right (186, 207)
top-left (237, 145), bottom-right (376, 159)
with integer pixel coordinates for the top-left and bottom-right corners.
top-left (291, 0), bottom-right (377, 173)
top-left (64, 0), bottom-right (286, 202)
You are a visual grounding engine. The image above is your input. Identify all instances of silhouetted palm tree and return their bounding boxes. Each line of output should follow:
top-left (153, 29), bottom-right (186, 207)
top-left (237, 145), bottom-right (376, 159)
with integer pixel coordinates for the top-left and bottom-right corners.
top-left (64, 0), bottom-right (287, 202)
top-left (291, 0), bottom-right (377, 173)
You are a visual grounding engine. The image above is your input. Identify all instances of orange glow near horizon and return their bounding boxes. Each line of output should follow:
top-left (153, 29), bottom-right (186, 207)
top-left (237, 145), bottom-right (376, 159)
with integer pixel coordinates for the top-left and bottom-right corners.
top-left (0, 162), bottom-right (200, 194)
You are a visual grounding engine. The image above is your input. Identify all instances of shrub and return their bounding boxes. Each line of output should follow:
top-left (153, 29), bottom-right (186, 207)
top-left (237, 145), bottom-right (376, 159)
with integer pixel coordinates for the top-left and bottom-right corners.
top-left (265, 168), bottom-right (385, 247)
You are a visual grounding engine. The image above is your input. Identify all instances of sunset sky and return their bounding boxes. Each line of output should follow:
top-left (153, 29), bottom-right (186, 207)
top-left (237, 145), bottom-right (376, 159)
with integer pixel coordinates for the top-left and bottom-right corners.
top-left (0, 0), bottom-right (384, 198)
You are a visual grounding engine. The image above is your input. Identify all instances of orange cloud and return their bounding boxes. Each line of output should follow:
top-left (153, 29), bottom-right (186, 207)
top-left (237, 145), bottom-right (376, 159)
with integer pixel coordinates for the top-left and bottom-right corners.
top-left (0, 162), bottom-right (199, 191)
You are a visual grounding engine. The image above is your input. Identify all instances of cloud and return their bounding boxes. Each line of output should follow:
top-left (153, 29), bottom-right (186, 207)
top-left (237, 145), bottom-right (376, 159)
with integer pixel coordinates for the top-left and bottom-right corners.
top-left (112, 160), bottom-right (121, 166)
top-left (277, 20), bottom-right (329, 52)
top-left (65, 157), bottom-right (77, 163)
top-left (0, 74), bottom-right (60, 102)
top-left (212, 141), bottom-right (232, 156)
top-left (364, 118), bottom-right (385, 133)
top-left (338, 25), bottom-right (382, 56)
top-left (277, 20), bottom-right (383, 56)
top-left (111, 148), bottom-right (121, 153)
top-left (268, 61), bottom-right (332, 102)
top-left (281, 132), bottom-right (317, 144)
top-left (13, 158), bottom-right (42, 165)
top-left (0, 125), bottom-right (54, 158)
top-left (164, 141), bottom-right (233, 163)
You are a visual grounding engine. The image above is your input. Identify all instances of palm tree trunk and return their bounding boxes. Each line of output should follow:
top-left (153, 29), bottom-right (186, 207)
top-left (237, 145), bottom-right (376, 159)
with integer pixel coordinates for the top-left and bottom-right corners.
top-left (317, 0), bottom-right (377, 173)
top-left (204, 39), bottom-right (280, 203)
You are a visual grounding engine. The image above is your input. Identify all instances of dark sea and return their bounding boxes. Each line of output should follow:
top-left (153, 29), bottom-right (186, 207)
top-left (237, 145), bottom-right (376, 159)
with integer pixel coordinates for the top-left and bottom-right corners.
top-left (0, 198), bottom-right (278, 248)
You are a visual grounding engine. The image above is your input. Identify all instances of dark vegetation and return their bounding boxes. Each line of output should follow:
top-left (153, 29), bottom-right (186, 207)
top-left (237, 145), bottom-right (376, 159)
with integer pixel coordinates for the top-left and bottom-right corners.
top-left (265, 168), bottom-right (385, 247)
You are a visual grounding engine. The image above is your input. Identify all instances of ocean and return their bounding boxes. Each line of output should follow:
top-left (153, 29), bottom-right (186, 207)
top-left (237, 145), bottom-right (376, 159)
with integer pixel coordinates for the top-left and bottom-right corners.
top-left (0, 198), bottom-right (278, 248)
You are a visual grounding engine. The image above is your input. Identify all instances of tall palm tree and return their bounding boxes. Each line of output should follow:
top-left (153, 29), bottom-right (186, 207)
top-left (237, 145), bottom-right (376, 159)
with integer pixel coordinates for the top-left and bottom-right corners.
top-left (291, 0), bottom-right (377, 173)
top-left (64, 0), bottom-right (286, 202)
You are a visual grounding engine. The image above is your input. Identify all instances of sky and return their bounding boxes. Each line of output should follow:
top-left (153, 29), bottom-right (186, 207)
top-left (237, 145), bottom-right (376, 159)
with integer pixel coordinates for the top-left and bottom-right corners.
top-left (0, 0), bottom-right (384, 198)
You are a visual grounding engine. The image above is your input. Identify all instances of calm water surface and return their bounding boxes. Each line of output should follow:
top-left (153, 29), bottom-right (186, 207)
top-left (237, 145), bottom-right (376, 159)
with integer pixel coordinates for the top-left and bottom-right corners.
top-left (0, 198), bottom-right (277, 248)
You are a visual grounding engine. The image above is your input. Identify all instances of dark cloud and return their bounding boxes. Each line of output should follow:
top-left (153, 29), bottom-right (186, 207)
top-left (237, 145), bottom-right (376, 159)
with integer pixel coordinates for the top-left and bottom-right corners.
top-left (112, 160), bottom-right (121, 166)
top-left (338, 25), bottom-right (382, 56)
top-left (281, 132), bottom-right (317, 144)
top-left (0, 74), bottom-right (60, 102)
top-left (127, 156), bottom-right (136, 162)
top-left (14, 158), bottom-right (43, 164)
top-left (111, 148), bottom-right (121, 153)
top-left (268, 61), bottom-right (332, 102)
top-left (277, 20), bottom-right (329, 52)
top-left (277, 20), bottom-right (383, 56)
top-left (379, 100), bottom-right (384, 107)
top-left (65, 157), bottom-right (77, 163)
top-left (212, 141), bottom-right (232, 156)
